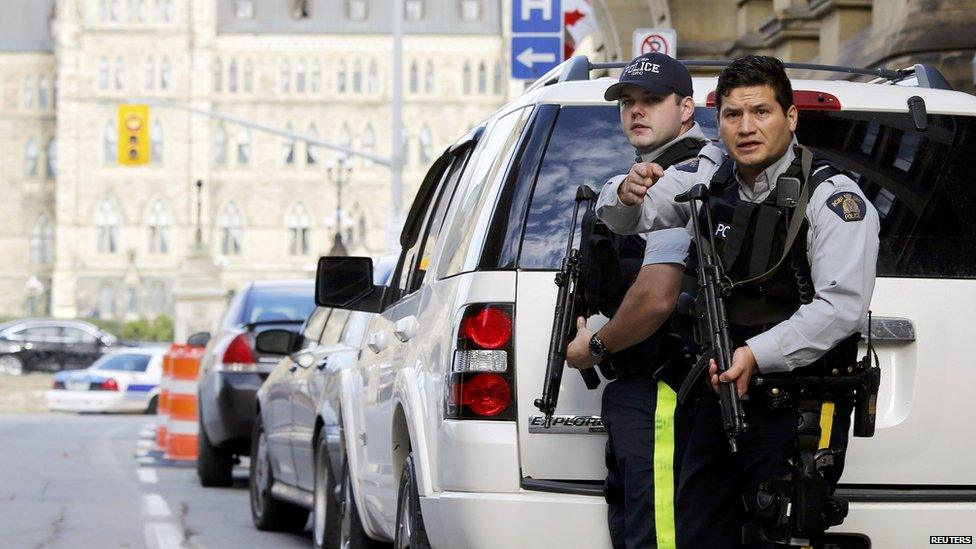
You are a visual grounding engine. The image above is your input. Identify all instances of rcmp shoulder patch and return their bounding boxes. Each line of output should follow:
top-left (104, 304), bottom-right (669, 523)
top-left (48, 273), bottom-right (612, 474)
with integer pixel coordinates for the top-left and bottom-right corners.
top-left (676, 158), bottom-right (700, 173)
top-left (827, 191), bottom-right (866, 222)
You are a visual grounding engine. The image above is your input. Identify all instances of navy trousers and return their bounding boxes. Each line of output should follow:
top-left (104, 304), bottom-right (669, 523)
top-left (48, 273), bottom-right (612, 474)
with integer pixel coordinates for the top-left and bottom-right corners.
top-left (675, 388), bottom-right (853, 548)
top-left (602, 376), bottom-right (694, 549)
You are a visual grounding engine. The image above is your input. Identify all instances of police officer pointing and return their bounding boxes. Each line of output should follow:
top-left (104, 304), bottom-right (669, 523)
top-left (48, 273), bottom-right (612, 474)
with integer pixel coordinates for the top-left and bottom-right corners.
top-left (566, 52), bottom-right (705, 549)
top-left (597, 55), bottom-right (880, 547)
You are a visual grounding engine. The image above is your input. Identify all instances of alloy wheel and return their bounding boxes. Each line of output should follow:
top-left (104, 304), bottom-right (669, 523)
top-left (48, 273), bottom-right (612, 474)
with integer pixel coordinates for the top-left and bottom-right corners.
top-left (0, 355), bottom-right (24, 376)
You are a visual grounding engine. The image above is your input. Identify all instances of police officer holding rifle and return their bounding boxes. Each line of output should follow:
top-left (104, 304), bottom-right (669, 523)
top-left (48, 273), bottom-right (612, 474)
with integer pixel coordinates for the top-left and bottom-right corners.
top-left (596, 55), bottom-right (880, 547)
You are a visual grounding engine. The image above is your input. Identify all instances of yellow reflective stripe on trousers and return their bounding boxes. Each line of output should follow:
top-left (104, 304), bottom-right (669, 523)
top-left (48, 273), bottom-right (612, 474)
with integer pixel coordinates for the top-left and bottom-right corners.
top-left (653, 381), bottom-right (677, 549)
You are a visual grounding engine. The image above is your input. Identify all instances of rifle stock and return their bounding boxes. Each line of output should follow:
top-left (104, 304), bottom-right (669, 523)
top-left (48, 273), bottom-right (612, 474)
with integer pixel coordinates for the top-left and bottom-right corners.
top-left (676, 183), bottom-right (748, 452)
top-left (534, 186), bottom-right (601, 427)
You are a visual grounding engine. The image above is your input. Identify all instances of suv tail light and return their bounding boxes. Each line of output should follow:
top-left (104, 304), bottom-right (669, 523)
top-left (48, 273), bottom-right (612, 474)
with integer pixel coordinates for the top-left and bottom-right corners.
top-left (446, 304), bottom-right (516, 420)
top-left (220, 333), bottom-right (256, 371)
top-left (52, 380), bottom-right (65, 390)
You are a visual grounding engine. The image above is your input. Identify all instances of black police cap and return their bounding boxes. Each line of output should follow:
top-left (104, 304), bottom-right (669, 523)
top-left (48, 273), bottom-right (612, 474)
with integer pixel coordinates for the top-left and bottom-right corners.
top-left (604, 52), bottom-right (693, 101)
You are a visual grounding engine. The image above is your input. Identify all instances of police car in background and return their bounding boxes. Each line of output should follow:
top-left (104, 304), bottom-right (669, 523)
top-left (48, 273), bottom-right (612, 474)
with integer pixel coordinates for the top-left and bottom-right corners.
top-left (312, 57), bottom-right (976, 548)
top-left (45, 346), bottom-right (166, 414)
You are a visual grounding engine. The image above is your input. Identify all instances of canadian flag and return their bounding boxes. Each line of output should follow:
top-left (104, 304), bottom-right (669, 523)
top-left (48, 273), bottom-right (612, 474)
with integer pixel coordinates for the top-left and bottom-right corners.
top-left (563, 0), bottom-right (597, 59)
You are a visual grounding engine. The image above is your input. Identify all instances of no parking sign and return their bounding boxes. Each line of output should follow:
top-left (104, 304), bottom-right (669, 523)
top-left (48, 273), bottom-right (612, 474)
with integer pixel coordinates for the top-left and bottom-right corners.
top-left (632, 28), bottom-right (677, 59)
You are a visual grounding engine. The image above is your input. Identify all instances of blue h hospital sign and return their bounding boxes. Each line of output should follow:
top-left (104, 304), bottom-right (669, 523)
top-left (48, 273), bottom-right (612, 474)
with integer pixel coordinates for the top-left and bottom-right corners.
top-left (511, 0), bottom-right (563, 80)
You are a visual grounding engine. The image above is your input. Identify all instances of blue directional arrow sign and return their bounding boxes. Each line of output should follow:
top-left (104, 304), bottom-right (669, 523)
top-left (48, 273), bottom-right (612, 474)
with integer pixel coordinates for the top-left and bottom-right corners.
top-left (511, 36), bottom-right (562, 80)
top-left (511, 0), bottom-right (563, 80)
top-left (512, 0), bottom-right (562, 34)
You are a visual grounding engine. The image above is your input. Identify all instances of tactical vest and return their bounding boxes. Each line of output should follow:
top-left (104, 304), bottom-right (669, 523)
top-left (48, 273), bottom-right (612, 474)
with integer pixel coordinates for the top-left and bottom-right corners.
top-left (581, 136), bottom-right (705, 375)
top-left (687, 150), bottom-right (843, 342)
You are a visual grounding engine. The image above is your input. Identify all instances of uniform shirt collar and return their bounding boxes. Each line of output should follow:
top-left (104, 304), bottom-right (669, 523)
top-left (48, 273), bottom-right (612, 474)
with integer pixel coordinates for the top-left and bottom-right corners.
top-left (733, 136), bottom-right (799, 202)
top-left (636, 122), bottom-right (708, 163)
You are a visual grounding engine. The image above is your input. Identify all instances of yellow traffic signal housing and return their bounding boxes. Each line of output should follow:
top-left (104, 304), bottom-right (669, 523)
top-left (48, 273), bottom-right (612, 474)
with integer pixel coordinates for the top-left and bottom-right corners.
top-left (118, 104), bottom-right (150, 165)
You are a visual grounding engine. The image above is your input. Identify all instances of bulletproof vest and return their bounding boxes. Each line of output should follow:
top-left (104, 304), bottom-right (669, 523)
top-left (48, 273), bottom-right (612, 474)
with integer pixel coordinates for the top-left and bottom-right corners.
top-left (580, 136), bottom-right (705, 369)
top-left (686, 152), bottom-right (842, 341)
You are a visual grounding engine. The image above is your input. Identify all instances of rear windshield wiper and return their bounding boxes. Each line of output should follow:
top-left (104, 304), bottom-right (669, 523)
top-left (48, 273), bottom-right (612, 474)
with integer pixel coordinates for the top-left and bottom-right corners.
top-left (243, 319), bottom-right (304, 330)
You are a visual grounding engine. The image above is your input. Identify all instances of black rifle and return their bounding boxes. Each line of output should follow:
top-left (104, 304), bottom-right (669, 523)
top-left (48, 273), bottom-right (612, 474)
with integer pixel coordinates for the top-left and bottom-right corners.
top-left (675, 183), bottom-right (748, 453)
top-left (534, 185), bottom-right (602, 427)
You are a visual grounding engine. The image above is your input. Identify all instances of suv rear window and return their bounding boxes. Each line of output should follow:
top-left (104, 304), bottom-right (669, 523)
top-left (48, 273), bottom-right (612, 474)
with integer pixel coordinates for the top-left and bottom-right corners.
top-left (93, 353), bottom-right (152, 372)
top-left (243, 285), bottom-right (315, 324)
top-left (517, 105), bottom-right (976, 279)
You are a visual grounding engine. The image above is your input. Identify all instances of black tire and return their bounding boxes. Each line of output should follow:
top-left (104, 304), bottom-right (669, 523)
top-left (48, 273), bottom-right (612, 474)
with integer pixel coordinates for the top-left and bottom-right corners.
top-left (394, 454), bottom-right (430, 549)
top-left (339, 452), bottom-right (390, 549)
top-left (144, 395), bottom-right (159, 415)
top-left (249, 414), bottom-right (309, 532)
top-left (313, 433), bottom-right (340, 549)
top-left (197, 418), bottom-right (233, 487)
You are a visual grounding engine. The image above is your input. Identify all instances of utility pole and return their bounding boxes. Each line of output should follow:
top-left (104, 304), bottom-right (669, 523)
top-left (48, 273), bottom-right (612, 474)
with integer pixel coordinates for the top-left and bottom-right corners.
top-left (391, 0), bottom-right (404, 253)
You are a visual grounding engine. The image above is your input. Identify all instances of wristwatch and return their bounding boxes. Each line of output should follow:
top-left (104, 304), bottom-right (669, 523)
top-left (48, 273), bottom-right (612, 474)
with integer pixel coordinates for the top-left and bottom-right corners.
top-left (588, 333), bottom-right (608, 359)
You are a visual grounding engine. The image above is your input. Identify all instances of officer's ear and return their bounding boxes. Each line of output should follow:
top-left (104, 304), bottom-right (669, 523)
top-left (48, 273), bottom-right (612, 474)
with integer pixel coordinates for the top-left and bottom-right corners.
top-left (786, 104), bottom-right (798, 132)
top-left (679, 95), bottom-right (695, 125)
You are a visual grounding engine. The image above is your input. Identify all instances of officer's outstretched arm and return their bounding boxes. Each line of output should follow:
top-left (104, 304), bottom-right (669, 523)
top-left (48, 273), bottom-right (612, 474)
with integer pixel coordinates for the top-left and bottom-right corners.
top-left (746, 179), bottom-right (880, 373)
top-left (596, 165), bottom-right (697, 235)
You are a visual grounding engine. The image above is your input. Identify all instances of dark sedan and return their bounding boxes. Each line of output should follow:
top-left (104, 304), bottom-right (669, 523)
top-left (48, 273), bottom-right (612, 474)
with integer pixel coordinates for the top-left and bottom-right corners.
top-left (196, 279), bottom-right (315, 487)
top-left (0, 318), bottom-right (120, 376)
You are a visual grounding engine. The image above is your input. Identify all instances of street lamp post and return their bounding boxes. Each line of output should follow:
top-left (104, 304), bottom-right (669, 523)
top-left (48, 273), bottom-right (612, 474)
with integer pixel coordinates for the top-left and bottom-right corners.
top-left (326, 156), bottom-right (353, 256)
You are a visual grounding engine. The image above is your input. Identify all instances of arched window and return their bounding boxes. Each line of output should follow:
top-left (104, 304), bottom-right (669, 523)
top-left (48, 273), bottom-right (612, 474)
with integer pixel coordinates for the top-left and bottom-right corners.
top-left (477, 61), bottom-right (486, 93)
top-left (24, 76), bottom-right (34, 108)
top-left (362, 124), bottom-right (376, 161)
top-left (99, 58), bottom-right (109, 90)
top-left (462, 61), bottom-right (471, 94)
top-left (368, 60), bottom-right (378, 93)
top-left (160, 57), bottom-right (170, 90)
top-left (100, 0), bottom-right (108, 21)
top-left (46, 138), bottom-right (57, 179)
top-left (237, 127), bottom-right (251, 164)
top-left (218, 202), bottom-right (243, 255)
top-left (296, 60), bottom-right (306, 93)
top-left (409, 61), bottom-right (418, 93)
top-left (337, 60), bottom-right (347, 93)
top-left (104, 121), bottom-right (117, 163)
top-left (306, 123), bottom-right (319, 165)
top-left (114, 57), bottom-right (125, 90)
top-left (147, 200), bottom-right (170, 253)
top-left (282, 122), bottom-right (295, 165)
top-left (163, 0), bottom-right (172, 21)
top-left (137, 0), bottom-right (146, 21)
top-left (26, 138), bottom-right (39, 177)
top-left (145, 57), bottom-right (155, 90)
top-left (280, 60), bottom-right (291, 93)
top-left (418, 125), bottom-right (432, 166)
top-left (39, 76), bottom-right (49, 109)
top-left (493, 60), bottom-right (503, 95)
top-left (228, 59), bottom-right (238, 92)
top-left (126, 0), bottom-right (135, 21)
top-left (99, 284), bottom-right (117, 320)
top-left (286, 203), bottom-right (311, 255)
top-left (214, 124), bottom-right (227, 165)
top-left (311, 60), bottom-right (321, 93)
top-left (95, 199), bottom-right (120, 254)
top-left (212, 58), bottom-right (222, 92)
top-left (353, 60), bottom-right (362, 93)
top-left (110, 0), bottom-right (119, 21)
top-left (30, 213), bottom-right (54, 264)
top-left (153, 0), bottom-right (162, 21)
top-left (345, 203), bottom-right (366, 249)
top-left (243, 60), bottom-right (253, 92)
top-left (151, 281), bottom-right (167, 314)
top-left (425, 60), bottom-right (434, 94)
top-left (151, 119), bottom-right (163, 162)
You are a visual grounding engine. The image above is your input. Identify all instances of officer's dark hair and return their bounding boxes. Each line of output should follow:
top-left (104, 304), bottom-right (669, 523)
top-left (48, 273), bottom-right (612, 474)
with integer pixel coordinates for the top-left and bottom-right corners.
top-left (714, 55), bottom-right (794, 115)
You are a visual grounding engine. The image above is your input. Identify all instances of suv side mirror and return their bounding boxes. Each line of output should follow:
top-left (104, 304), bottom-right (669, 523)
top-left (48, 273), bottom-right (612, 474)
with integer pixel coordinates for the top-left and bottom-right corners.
top-left (187, 331), bottom-right (211, 348)
top-left (316, 256), bottom-right (387, 313)
top-left (255, 329), bottom-right (299, 355)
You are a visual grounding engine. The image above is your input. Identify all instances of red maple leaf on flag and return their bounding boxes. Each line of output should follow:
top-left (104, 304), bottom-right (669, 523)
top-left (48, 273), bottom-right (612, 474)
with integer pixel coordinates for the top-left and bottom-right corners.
top-left (564, 9), bottom-right (585, 27)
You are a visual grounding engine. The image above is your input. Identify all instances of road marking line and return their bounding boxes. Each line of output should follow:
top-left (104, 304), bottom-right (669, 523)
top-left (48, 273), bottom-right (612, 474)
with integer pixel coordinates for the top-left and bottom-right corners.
top-left (138, 439), bottom-right (154, 449)
top-left (138, 468), bottom-right (159, 484)
top-left (144, 522), bottom-right (183, 549)
top-left (142, 493), bottom-right (171, 518)
top-left (138, 456), bottom-right (155, 464)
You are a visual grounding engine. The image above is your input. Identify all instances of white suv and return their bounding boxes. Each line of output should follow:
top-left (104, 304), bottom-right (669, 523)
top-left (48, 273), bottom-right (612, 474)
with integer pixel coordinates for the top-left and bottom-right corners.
top-left (315, 57), bottom-right (976, 548)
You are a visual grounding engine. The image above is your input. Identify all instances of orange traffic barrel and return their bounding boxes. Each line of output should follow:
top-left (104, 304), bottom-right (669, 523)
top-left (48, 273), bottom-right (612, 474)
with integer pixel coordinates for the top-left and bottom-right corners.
top-left (154, 344), bottom-right (178, 452)
top-left (165, 345), bottom-right (203, 461)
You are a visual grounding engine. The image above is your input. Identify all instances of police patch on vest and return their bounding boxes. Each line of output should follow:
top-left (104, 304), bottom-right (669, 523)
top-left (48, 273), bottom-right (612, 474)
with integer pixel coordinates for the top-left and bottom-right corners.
top-left (827, 191), bottom-right (866, 222)
top-left (676, 158), bottom-right (699, 173)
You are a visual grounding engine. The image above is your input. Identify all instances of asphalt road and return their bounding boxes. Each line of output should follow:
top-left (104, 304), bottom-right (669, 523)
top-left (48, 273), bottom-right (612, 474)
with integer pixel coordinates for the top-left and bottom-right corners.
top-left (0, 413), bottom-right (311, 549)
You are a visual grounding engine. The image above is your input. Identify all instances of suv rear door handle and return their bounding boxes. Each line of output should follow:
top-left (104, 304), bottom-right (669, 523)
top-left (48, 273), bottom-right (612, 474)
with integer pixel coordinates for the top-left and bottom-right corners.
top-left (394, 316), bottom-right (419, 342)
top-left (367, 330), bottom-right (388, 354)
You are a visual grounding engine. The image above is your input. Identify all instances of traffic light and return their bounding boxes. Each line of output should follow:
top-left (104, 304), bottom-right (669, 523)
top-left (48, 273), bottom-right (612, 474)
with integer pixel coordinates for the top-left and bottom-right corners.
top-left (118, 104), bottom-right (150, 165)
